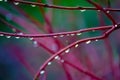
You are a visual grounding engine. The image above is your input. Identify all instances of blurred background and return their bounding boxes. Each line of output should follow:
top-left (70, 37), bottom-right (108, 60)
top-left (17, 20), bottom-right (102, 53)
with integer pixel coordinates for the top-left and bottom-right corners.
top-left (0, 0), bottom-right (120, 80)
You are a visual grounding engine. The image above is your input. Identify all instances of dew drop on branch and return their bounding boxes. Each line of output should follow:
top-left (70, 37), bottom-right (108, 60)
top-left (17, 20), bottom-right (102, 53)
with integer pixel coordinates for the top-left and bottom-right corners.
top-left (6, 36), bottom-right (11, 38)
top-left (29, 37), bottom-right (33, 40)
top-left (40, 70), bottom-right (45, 75)
top-left (4, 0), bottom-right (7, 2)
top-left (53, 36), bottom-right (57, 38)
top-left (76, 33), bottom-right (82, 36)
top-left (33, 41), bottom-right (38, 47)
top-left (18, 33), bottom-right (23, 35)
top-left (106, 11), bottom-right (110, 13)
top-left (47, 62), bottom-right (52, 65)
top-left (14, 2), bottom-right (19, 5)
top-left (115, 24), bottom-right (117, 27)
top-left (65, 34), bottom-right (69, 36)
top-left (70, 34), bottom-right (75, 36)
top-left (95, 39), bottom-right (98, 41)
top-left (54, 56), bottom-right (60, 60)
top-left (97, 10), bottom-right (101, 12)
top-left (0, 34), bottom-right (4, 36)
top-left (61, 59), bottom-right (64, 63)
top-left (31, 4), bottom-right (36, 7)
top-left (15, 37), bottom-right (20, 39)
top-left (80, 9), bottom-right (86, 12)
top-left (65, 49), bottom-right (70, 53)
top-left (86, 40), bottom-right (91, 44)
top-left (75, 44), bottom-right (79, 48)
top-left (59, 35), bottom-right (64, 37)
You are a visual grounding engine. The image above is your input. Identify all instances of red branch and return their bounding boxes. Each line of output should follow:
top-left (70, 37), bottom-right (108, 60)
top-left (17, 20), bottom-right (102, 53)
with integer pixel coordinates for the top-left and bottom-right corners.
top-left (86, 0), bottom-right (116, 25)
top-left (0, 25), bottom-right (112, 38)
top-left (13, 0), bottom-right (120, 12)
top-left (1, 0), bottom-right (120, 80)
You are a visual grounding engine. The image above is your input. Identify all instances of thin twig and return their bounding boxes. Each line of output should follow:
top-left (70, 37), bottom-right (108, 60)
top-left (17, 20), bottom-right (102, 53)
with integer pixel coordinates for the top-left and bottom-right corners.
top-left (13, 0), bottom-right (120, 12)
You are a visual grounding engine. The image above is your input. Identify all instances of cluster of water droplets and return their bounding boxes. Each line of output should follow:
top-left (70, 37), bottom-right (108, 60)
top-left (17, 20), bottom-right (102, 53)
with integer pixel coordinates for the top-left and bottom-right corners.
top-left (53, 32), bottom-right (82, 38)
top-left (0, 32), bottom-right (24, 39)
top-left (13, 1), bottom-right (37, 8)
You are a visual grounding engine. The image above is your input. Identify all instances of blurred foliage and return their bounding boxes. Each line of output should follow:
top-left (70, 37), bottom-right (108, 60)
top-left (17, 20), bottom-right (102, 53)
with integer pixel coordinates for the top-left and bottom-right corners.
top-left (0, 0), bottom-right (120, 80)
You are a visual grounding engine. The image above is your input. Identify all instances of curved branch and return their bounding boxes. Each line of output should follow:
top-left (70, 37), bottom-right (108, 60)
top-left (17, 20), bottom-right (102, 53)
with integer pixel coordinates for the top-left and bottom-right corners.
top-left (33, 24), bottom-right (120, 80)
top-left (0, 25), bottom-right (112, 38)
top-left (34, 35), bottom-right (104, 80)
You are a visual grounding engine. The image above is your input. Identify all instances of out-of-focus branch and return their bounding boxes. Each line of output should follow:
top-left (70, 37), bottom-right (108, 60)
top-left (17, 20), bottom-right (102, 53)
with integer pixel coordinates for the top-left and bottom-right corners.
top-left (13, 0), bottom-right (120, 12)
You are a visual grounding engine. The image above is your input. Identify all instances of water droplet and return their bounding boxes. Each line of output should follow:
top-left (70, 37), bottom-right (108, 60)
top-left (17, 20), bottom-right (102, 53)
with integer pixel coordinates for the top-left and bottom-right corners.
top-left (29, 37), bottom-right (33, 40)
top-left (60, 35), bottom-right (64, 37)
top-left (95, 39), bottom-right (98, 41)
top-left (53, 36), bottom-right (57, 38)
top-left (15, 37), bottom-right (20, 39)
top-left (14, 2), bottom-right (19, 5)
top-left (0, 34), bottom-right (4, 36)
top-left (66, 34), bottom-right (70, 36)
top-left (71, 34), bottom-right (75, 36)
top-left (80, 9), bottom-right (86, 12)
top-left (4, 0), bottom-right (7, 2)
top-left (48, 62), bottom-right (52, 65)
top-left (76, 33), bottom-right (82, 36)
top-left (31, 4), bottom-right (36, 7)
top-left (115, 24), bottom-right (117, 27)
top-left (18, 32), bottom-right (23, 35)
top-left (86, 40), bottom-right (91, 44)
top-left (33, 41), bottom-right (38, 47)
top-left (97, 10), bottom-right (100, 12)
top-left (75, 44), bottom-right (79, 48)
top-left (61, 60), bottom-right (64, 63)
top-left (54, 56), bottom-right (60, 60)
top-left (40, 70), bottom-right (45, 75)
top-left (65, 49), bottom-right (70, 53)
top-left (6, 36), bottom-right (11, 38)
top-left (106, 11), bottom-right (110, 13)
top-left (12, 28), bottom-right (16, 32)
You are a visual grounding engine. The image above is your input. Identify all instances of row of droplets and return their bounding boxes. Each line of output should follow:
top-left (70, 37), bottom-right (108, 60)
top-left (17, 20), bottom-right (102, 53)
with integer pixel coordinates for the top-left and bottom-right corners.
top-left (12, 2), bottom-right (111, 14)
top-left (0, 0), bottom-right (88, 12)
top-left (53, 32), bottom-right (82, 38)
top-left (0, 32), bottom-right (82, 39)
top-left (0, 32), bottom-right (98, 47)
top-left (39, 39), bottom-right (99, 75)
top-left (0, 0), bottom-right (112, 13)
top-left (12, 2), bottom-right (86, 12)
top-left (0, 32), bottom-right (23, 39)
top-left (0, 33), bottom-right (38, 47)
top-left (11, 2), bottom-right (110, 13)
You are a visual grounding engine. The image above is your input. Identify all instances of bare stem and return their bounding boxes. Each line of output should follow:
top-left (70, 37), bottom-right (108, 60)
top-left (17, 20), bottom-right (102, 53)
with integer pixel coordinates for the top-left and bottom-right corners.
top-left (13, 0), bottom-right (120, 12)
top-left (0, 25), bottom-right (113, 38)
